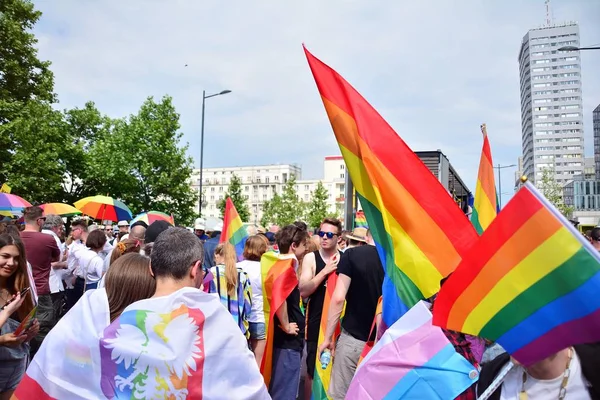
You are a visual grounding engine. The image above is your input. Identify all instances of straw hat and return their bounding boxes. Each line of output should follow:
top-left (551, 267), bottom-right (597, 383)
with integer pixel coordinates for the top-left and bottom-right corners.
top-left (345, 227), bottom-right (368, 243)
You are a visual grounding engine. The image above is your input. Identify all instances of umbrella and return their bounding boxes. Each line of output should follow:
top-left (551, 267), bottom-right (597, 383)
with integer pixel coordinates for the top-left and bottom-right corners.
top-left (130, 211), bottom-right (174, 226)
top-left (0, 193), bottom-right (32, 216)
top-left (40, 203), bottom-right (82, 217)
top-left (74, 195), bottom-right (133, 222)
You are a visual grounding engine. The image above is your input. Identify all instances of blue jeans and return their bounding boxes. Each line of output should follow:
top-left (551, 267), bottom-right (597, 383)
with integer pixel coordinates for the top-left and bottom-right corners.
top-left (269, 347), bottom-right (301, 400)
top-left (249, 322), bottom-right (266, 340)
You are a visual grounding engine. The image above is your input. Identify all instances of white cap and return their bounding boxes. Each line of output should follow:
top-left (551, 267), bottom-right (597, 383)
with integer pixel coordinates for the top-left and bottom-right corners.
top-left (213, 222), bottom-right (223, 232)
top-left (194, 222), bottom-right (206, 230)
top-left (117, 220), bottom-right (129, 227)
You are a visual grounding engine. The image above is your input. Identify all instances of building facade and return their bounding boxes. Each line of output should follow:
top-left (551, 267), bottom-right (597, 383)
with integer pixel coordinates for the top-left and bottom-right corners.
top-left (594, 104), bottom-right (600, 179)
top-left (518, 22), bottom-right (584, 186)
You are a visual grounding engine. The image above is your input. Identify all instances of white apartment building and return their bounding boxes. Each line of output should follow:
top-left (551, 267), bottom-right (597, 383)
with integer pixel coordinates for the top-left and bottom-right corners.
top-left (190, 156), bottom-right (347, 223)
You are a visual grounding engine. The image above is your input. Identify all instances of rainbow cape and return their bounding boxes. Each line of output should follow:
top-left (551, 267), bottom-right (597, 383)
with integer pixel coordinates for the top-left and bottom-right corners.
top-left (433, 181), bottom-right (600, 366)
top-left (354, 210), bottom-right (368, 228)
top-left (13, 288), bottom-right (268, 399)
top-left (304, 46), bottom-right (478, 328)
top-left (347, 301), bottom-right (478, 399)
top-left (260, 251), bottom-right (299, 388)
top-left (220, 197), bottom-right (248, 259)
top-left (471, 124), bottom-right (498, 234)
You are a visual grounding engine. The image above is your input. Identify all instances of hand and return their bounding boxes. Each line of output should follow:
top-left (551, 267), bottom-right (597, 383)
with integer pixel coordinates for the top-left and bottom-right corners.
top-left (279, 322), bottom-right (299, 336)
top-left (322, 255), bottom-right (339, 275)
top-left (24, 319), bottom-right (40, 342)
top-left (318, 337), bottom-right (336, 358)
top-left (0, 332), bottom-right (27, 347)
top-left (1, 292), bottom-right (26, 316)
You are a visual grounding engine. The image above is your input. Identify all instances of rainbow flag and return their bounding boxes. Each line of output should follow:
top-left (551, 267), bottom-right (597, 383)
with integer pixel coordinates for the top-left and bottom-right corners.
top-left (220, 197), bottom-right (248, 259)
top-left (304, 46), bottom-right (478, 328)
top-left (347, 301), bottom-right (478, 399)
top-left (433, 181), bottom-right (600, 366)
top-left (354, 210), bottom-right (368, 228)
top-left (471, 124), bottom-right (498, 234)
top-left (260, 252), bottom-right (299, 388)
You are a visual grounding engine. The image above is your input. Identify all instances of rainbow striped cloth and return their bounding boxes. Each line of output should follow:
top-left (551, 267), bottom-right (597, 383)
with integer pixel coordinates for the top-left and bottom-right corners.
top-left (354, 210), bottom-right (368, 228)
top-left (304, 46), bottom-right (478, 328)
top-left (260, 251), bottom-right (298, 389)
top-left (433, 181), bottom-right (600, 366)
top-left (13, 288), bottom-right (268, 399)
top-left (471, 124), bottom-right (498, 234)
top-left (220, 197), bottom-right (248, 260)
top-left (347, 301), bottom-right (478, 399)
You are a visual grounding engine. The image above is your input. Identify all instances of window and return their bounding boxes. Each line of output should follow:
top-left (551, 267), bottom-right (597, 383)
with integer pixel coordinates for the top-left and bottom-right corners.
top-left (340, 165), bottom-right (345, 170)
top-left (263, 194), bottom-right (267, 200)
top-left (304, 185), bottom-right (309, 190)
top-left (256, 177), bottom-right (261, 183)
top-left (275, 175), bottom-right (279, 181)
top-left (219, 195), bottom-right (223, 200)
top-left (210, 196), bottom-right (214, 200)
top-left (244, 195), bottom-right (249, 200)
top-left (210, 187), bottom-right (215, 192)
top-left (265, 177), bottom-right (270, 183)
top-left (340, 173), bottom-right (345, 179)
top-left (219, 187), bottom-right (223, 192)
top-left (245, 186), bottom-right (249, 191)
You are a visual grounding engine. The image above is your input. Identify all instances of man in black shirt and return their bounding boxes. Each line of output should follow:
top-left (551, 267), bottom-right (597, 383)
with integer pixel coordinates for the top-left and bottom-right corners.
top-left (318, 231), bottom-right (384, 400)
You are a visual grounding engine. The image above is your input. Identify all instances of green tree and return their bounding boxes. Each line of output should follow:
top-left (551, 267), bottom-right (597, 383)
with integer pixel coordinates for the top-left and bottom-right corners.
top-left (217, 174), bottom-right (251, 221)
top-left (86, 96), bottom-right (196, 225)
top-left (260, 176), bottom-right (306, 226)
top-left (305, 181), bottom-right (330, 229)
top-left (538, 167), bottom-right (573, 217)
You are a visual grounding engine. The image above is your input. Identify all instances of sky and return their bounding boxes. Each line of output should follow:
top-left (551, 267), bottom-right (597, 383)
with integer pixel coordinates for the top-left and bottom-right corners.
top-left (32, 0), bottom-right (600, 206)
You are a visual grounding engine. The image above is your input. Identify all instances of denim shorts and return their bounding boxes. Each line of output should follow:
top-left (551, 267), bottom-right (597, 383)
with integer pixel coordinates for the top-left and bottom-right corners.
top-left (249, 322), bottom-right (266, 340)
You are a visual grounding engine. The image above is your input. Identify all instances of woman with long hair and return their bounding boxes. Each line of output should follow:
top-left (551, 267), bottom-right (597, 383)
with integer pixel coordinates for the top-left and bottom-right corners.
top-left (0, 233), bottom-right (40, 399)
top-left (237, 235), bottom-right (269, 365)
top-left (211, 242), bottom-right (252, 338)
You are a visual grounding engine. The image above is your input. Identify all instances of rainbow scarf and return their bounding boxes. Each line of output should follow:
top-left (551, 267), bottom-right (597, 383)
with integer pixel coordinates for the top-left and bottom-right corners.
top-left (260, 252), bottom-right (299, 388)
top-left (471, 124), bottom-right (498, 234)
top-left (433, 181), bottom-right (600, 366)
top-left (304, 46), bottom-right (478, 328)
top-left (220, 197), bottom-right (248, 259)
top-left (354, 211), bottom-right (368, 228)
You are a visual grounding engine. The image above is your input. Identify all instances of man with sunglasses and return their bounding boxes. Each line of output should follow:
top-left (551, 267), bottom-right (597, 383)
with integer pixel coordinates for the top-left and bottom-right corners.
top-left (64, 219), bottom-right (88, 311)
top-left (299, 218), bottom-right (342, 398)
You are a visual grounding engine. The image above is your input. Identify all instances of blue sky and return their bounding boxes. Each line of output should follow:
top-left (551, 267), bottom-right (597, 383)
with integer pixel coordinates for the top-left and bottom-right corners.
top-left (33, 0), bottom-right (599, 206)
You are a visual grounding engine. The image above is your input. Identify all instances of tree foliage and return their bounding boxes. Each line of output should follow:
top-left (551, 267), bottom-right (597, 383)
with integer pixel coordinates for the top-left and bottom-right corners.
top-left (538, 167), bottom-right (573, 217)
top-left (217, 174), bottom-right (250, 221)
top-left (260, 176), bottom-right (306, 227)
top-left (305, 181), bottom-right (331, 229)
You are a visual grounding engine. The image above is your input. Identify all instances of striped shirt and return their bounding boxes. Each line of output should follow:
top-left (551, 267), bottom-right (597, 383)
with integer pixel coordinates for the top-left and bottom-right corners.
top-left (210, 265), bottom-right (252, 338)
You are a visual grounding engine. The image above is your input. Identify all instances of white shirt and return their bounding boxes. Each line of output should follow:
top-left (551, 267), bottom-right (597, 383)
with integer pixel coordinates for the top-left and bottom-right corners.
top-left (67, 240), bottom-right (87, 280)
top-left (237, 260), bottom-right (264, 323)
top-left (76, 248), bottom-right (104, 284)
top-left (99, 240), bottom-right (114, 260)
top-left (42, 229), bottom-right (65, 293)
top-left (500, 351), bottom-right (590, 400)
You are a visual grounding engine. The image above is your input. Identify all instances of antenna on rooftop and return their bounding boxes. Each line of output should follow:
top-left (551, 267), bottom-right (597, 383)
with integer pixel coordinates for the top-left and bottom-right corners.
top-left (545, 0), bottom-right (554, 27)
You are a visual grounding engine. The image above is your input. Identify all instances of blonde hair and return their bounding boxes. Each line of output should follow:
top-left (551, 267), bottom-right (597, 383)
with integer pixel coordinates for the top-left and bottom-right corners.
top-left (215, 242), bottom-right (238, 296)
top-left (110, 239), bottom-right (142, 265)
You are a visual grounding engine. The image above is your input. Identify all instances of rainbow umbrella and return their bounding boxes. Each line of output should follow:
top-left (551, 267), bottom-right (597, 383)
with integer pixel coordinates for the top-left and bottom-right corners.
top-left (74, 195), bottom-right (132, 222)
top-left (40, 203), bottom-right (82, 217)
top-left (0, 193), bottom-right (32, 216)
top-left (130, 211), bottom-right (174, 226)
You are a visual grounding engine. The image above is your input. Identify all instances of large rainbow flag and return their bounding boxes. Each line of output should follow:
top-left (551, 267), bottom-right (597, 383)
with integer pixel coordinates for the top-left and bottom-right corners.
top-left (471, 124), bottom-right (498, 234)
top-left (260, 251), bottom-right (299, 389)
top-left (433, 181), bottom-right (600, 366)
top-left (347, 301), bottom-right (478, 399)
top-left (220, 197), bottom-right (248, 259)
top-left (304, 46), bottom-right (478, 328)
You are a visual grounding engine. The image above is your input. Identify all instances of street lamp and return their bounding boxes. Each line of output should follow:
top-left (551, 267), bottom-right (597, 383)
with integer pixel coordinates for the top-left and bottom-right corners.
top-left (558, 45), bottom-right (600, 51)
top-left (494, 164), bottom-right (517, 208)
top-left (198, 89), bottom-right (231, 216)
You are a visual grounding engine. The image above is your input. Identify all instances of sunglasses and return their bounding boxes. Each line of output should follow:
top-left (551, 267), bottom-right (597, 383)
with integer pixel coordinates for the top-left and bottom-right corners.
top-left (318, 231), bottom-right (337, 239)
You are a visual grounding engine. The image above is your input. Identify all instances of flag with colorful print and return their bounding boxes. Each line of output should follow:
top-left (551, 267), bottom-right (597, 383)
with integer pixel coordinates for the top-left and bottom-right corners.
top-left (433, 181), bottom-right (600, 366)
top-left (354, 210), bottom-right (368, 228)
top-left (304, 46), bottom-right (478, 329)
top-left (471, 124), bottom-right (498, 234)
top-left (260, 251), bottom-right (298, 388)
top-left (220, 197), bottom-right (249, 260)
top-left (13, 287), bottom-right (268, 399)
top-left (347, 301), bottom-right (478, 399)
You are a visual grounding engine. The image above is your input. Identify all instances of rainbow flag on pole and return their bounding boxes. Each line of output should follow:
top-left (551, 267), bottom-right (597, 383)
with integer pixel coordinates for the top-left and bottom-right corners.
top-left (471, 124), bottom-right (498, 234)
top-left (347, 301), bottom-right (478, 399)
top-left (304, 46), bottom-right (478, 328)
top-left (354, 210), bottom-right (368, 228)
top-left (260, 252), bottom-right (298, 389)
top-left (433, 181), bottom-right (600, 366)
top-left (220, 197), bottom-right (248, 260)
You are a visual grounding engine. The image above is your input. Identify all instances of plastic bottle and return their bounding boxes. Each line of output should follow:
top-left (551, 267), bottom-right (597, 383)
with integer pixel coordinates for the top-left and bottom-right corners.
top-left (320, 349), bottom-right (331, 369)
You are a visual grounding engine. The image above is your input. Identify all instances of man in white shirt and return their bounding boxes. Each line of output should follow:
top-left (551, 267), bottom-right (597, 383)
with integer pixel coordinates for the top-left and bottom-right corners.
top-left (41, 215), bottom-right (68, 321)
top-left (65, 219), bottom-right (88, 311)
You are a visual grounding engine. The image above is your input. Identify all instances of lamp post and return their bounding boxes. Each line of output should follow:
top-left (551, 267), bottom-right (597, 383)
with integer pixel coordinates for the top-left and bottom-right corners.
top-left (558, 45), bottom-right (600, 52)
top-left (198, 89), bottom-right (231, 216)
top-left (494, 164), bottom-right (517, 208)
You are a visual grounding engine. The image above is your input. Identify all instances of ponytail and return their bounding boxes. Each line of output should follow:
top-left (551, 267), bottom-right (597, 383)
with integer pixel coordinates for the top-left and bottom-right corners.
top-left (215, 243), bottom-right (238, 296)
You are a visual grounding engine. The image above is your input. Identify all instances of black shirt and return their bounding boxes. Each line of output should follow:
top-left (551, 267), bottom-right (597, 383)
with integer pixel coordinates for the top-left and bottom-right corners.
top-left (337, 245), bottom-right (384, 342)
top-left (273, 286), bottom-right (305, 351)
top-left (306, 250), bottom-right (341, 342)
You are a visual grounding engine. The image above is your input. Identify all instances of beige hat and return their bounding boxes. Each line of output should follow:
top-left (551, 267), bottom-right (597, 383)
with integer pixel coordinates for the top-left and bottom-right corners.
top-left (345, 227), bottom-right (368, 243)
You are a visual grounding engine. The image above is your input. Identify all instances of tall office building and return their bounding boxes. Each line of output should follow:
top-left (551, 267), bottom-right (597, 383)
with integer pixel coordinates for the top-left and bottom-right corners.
top-left (518, 22), bottom-right (584, 186)
top-left (594, 104), bottom-right (600, 179)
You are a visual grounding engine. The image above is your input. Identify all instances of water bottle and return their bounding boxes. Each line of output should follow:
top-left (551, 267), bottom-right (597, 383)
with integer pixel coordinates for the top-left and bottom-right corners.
top-left (320, 349), bottom-right (331, 369)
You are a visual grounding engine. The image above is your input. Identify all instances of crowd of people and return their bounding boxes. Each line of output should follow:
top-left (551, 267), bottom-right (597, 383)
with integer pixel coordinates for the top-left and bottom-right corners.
top-left (1, 206), bottom-right (599, 399)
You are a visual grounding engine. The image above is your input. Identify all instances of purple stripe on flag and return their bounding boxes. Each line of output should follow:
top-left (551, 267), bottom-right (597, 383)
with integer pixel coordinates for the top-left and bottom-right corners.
top-left (347, 319), bottom-right (448, 399)
top-left (511, 307), bottom-right (600, 366)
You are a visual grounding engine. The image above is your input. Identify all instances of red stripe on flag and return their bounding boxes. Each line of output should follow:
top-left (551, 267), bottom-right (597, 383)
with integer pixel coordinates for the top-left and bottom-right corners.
top-left (12, 373), bottom-right (56, 400)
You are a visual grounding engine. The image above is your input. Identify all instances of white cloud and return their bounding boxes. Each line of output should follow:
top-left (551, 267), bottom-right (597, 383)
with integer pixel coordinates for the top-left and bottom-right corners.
top-left (33, 0), bottom-right (600, 204)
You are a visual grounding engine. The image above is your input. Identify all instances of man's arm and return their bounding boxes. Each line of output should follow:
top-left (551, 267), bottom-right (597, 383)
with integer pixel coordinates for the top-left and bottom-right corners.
top-left (299, 252), bottom-right (339, 298)
top-left (322, 274), bottom-right (351, 346)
